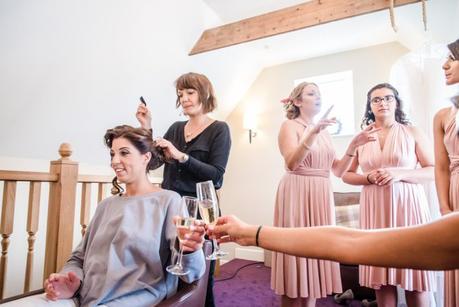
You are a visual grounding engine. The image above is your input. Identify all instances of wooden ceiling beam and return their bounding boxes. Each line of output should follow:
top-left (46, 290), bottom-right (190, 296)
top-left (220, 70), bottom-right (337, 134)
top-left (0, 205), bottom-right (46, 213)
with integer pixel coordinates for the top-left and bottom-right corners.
top-left (189, 0), bottom-right (421, 55)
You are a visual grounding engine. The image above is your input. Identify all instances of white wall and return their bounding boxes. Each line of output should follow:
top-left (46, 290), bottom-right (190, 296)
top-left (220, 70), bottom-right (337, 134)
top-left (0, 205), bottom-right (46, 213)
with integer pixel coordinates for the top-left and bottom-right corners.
top-left (0, 0), bottom-right (262, 165)
top-left (220, 42), bottom-right (409, 259)
top-left (1, 0), bottom-right (456, 168)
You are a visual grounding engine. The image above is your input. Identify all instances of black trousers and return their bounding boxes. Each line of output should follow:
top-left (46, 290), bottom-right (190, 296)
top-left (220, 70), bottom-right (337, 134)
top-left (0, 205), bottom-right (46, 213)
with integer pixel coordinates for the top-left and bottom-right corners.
top-left (205, 259), bottom-right (216, 307)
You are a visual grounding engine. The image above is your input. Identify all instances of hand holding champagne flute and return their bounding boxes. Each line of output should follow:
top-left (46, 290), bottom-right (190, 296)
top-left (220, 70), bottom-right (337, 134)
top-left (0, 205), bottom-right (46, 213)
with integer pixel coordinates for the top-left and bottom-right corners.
top-left (166, 196), bottom-right (198, 275)
top-left (197, 180), bottom-right (227, 260)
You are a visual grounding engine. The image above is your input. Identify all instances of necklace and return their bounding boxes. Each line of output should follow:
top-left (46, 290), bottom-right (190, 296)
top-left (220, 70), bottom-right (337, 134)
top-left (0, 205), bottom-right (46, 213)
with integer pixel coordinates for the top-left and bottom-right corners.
top-left (184, 118), bottom-right (211, 141)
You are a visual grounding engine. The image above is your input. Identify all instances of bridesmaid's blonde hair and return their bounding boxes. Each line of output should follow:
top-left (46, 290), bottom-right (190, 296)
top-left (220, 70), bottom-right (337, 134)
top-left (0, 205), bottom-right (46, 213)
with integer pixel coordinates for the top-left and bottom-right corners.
top-left (282, 82), bottom-right (318, 119)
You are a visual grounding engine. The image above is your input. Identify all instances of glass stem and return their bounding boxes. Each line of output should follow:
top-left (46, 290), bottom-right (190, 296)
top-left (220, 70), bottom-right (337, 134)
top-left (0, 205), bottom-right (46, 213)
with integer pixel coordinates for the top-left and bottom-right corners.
top-left (212, 237), bottom-right (219, 253)
top-left (177, 243), bottom-right (184, 268)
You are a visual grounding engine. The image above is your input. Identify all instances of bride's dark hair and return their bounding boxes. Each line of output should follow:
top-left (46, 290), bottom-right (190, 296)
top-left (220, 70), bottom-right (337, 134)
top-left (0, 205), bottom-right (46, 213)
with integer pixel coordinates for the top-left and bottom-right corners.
top-left (104, 125), bottom-right (165, 195)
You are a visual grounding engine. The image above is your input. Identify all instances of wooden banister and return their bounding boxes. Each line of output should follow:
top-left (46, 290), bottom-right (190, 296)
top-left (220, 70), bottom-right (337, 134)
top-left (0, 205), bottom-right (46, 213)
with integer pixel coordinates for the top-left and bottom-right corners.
top-left (0, 171), bottom-right (58, 182)
top-left (80, 183), bottom-right (91, 237)
top-left (0, 181), bottom-right (17, 298)
top-left (97, 183), bottom-right (106, 203)
top-left (78, 174), bottom-right (113, 183)
top-left (43, 143), bottom-right (79, 279)
top-left (24, 182), bottom-right (41, 292)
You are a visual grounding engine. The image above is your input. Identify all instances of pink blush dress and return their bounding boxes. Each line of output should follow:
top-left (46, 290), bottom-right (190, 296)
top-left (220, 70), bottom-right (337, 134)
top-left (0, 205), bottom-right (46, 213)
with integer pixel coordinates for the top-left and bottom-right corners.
top-left (271, 121), bottom-right (342, 299)
top-left (357, 123), bottom-right (435, 291)
top-left (442, 107), bottom-right (459, 307)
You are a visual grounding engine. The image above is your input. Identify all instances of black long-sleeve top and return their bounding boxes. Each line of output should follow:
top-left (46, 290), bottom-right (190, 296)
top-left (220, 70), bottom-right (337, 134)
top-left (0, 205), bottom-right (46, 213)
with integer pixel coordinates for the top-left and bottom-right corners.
top-left (161, 120), bottom-right (231, 197)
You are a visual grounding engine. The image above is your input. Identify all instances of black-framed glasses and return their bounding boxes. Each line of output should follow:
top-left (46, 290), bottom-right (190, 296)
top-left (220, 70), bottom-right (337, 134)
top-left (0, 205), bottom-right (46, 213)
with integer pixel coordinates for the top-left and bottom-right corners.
top-left (371, 94), bottom-right (395, 105)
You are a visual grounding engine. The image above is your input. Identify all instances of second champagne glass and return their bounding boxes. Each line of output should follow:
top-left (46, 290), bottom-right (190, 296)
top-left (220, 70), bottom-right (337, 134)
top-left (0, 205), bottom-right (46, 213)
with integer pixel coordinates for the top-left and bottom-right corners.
top-left (196, 180), bottom-right (227, 260)
top-left (166, 196), bottom-right (198, 275)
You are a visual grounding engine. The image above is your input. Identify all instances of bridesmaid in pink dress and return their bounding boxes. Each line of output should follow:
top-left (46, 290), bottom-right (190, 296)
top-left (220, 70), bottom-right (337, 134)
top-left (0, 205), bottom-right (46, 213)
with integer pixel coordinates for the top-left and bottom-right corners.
top-left (433, 39), bottom-right (459, 307)
top-left (343, 83), bottom-right (435, 307)
top-left (272, 82), bottom-right (379, 307)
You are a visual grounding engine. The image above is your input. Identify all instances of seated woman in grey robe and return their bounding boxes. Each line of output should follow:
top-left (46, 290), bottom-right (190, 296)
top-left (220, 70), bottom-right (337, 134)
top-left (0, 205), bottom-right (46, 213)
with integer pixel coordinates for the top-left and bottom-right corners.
top-left (5, 125), bottom-right (206, 307)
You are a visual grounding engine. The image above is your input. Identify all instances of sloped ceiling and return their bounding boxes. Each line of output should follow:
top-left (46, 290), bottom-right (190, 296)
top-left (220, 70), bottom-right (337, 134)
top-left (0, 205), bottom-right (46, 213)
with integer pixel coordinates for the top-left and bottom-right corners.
top-left (0, 0), bottom-right (457, 165)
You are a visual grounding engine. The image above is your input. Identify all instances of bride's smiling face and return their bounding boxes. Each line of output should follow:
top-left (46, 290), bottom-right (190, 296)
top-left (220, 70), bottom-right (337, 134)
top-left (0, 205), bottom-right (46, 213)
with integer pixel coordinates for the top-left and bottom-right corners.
top-left (110, 137), bottom-right (151, 184)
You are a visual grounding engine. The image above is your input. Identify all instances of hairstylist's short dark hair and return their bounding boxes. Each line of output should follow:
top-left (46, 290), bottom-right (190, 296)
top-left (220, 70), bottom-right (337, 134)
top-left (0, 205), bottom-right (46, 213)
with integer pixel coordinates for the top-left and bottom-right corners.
top-left (175, 72), bottom-right (217, 113)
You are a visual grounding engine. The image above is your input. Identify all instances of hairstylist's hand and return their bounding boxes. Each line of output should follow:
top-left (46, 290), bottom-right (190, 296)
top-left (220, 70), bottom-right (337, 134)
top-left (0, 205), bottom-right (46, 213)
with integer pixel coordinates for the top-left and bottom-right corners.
top-left (180, 220), bottom-right (205, 252)
top-left (155, 138), bottom-right (184, 161)
top-left (136, 103), bottom-right (152, 130)
top-left (44, 272), bottom-right (81, 301)
top-left (208, 215), bottom-right (258, 247)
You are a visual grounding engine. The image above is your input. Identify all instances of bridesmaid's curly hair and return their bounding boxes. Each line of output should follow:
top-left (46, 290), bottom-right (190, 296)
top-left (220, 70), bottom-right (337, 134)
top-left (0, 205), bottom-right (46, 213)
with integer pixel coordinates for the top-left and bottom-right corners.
top-left (283, 82), bottom-right (318, 119)
top-left (361, 83), bottom-right (410, 129)
top-left (104, 125), bottom-right (165, 195)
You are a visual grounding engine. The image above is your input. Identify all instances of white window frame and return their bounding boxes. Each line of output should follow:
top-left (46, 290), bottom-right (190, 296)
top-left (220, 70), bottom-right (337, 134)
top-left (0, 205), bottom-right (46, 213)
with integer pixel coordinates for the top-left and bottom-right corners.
top-left (295, 70), bottom-right (355, 137)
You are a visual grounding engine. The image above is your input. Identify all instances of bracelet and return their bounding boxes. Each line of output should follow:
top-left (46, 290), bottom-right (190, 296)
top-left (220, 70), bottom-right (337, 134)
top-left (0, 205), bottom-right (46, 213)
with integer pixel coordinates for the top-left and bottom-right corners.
top-left (366, 173), bottom-right (373, 184)
top-left (255, 225), bottom-right (263, 246)
top-left (179, 153), bottom-right (189, 164)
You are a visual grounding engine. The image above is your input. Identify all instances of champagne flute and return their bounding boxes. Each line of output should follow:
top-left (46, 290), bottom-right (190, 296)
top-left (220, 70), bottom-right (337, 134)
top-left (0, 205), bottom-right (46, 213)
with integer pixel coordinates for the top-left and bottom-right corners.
top-left (166, 196), bottom-right (198, 275)
top-left (196, 180), bottom-right (227, 260)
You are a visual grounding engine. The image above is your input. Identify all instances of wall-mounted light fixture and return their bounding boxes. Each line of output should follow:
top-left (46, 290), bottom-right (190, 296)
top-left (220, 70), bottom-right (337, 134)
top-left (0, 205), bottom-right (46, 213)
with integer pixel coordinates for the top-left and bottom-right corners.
top-left (243, 108), bottom-right (258, 144)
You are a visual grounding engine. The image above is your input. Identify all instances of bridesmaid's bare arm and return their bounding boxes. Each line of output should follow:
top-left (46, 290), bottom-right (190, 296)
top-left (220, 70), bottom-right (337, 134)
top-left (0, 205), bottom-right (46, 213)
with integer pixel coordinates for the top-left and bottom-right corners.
top-left (213, 213), bottom-right (459, 270)
top-left (434, 108), bottom-right (453, 215)
top-left (278, 120), bottom-right (319, 171)
top-left (341, 152), bottom-right (376, 186)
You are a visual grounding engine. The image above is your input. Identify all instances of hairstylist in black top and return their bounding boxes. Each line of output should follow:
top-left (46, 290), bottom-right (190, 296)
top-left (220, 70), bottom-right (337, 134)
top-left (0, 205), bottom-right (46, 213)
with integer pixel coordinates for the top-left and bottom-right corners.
top-left (136, 72), bottom-right (231, 307)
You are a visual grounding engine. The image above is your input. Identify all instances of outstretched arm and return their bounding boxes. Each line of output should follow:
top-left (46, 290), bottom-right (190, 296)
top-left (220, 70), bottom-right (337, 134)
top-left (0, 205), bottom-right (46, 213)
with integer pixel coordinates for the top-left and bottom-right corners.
top-left (212, 214), bottom-right (459, 270)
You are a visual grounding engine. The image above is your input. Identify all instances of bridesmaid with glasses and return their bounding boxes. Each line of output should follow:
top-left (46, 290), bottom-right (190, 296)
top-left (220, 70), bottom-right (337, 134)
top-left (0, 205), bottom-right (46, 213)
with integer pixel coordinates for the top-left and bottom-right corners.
top-left (343, 83), bottom-right (435, 307)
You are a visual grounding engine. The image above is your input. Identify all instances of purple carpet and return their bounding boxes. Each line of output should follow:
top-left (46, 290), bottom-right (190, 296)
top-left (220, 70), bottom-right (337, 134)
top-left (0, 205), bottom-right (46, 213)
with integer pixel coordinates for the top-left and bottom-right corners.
top-left (214, 259), bottom-right (363, 307)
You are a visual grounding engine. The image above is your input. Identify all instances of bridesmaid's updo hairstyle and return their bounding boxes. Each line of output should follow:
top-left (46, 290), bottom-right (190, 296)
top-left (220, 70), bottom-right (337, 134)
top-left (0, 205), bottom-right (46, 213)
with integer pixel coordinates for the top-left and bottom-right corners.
top-left (104, 125), bottom-right (165, 195)
top-left (282, 81), bottom-right (318, 119)
top-left (175, 72), bottom-right (217, 114)
top-left (361, 83), bottom-right (410, 128)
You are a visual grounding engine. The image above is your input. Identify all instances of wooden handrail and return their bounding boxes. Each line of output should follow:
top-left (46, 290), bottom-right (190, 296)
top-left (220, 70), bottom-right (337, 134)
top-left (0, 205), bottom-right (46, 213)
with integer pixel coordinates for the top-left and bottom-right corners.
top-left (78, 174), bottom-right (113, 183)
top-left (0, 171), bottom-right (58, 182)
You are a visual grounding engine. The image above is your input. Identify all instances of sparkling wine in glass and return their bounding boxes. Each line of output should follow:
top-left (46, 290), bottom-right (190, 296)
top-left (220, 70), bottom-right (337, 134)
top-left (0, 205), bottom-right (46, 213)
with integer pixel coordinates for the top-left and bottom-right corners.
top-left (166, 196), bottom-right (198, 275)
top-left (196, 180), bottom-right (227, 260)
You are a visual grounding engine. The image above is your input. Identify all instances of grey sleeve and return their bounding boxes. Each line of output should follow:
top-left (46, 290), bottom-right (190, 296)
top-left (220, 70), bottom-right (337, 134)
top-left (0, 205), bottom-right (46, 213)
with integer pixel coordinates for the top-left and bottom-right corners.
top-left (59, 226), bottom-right (89, 282)
top-left (180, 249), bottom-right (206, 283)
top-left (59, 203), bottom-right (104, 281)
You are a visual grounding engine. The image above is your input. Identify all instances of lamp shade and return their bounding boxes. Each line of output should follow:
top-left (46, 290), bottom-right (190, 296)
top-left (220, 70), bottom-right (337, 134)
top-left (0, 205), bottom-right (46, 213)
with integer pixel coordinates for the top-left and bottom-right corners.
top-left (243, 109), bottom-right (257, 130)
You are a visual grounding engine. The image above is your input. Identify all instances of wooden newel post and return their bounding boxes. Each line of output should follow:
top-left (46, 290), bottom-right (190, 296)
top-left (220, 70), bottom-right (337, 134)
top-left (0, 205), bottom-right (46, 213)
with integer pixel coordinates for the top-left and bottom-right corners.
top-left (43, 143), bottom-right (78, 279)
